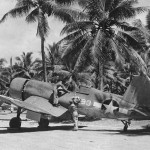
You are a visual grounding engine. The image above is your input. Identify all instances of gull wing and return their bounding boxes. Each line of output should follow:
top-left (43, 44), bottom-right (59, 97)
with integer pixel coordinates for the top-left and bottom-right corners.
top-left (0, 95), bottom-right (67, 117)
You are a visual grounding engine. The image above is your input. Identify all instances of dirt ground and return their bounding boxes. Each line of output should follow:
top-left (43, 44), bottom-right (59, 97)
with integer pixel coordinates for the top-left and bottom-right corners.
top-left (0, 111), bottom-right (150, 150)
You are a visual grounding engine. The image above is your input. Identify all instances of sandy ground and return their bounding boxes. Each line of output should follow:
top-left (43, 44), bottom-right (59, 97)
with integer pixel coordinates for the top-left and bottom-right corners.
top-left (0, 111), bottom-right (150, 150)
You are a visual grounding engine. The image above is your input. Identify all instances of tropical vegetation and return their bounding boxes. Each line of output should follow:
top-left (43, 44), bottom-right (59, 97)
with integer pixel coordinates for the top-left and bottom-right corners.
top-left (0, 0), bottom-right (150, 95)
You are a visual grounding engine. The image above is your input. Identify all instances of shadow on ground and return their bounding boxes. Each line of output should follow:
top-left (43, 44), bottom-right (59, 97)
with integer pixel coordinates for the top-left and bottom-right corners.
top-left (2, 125), bottom-right (150, 136)
top-left (0, 125), bottom-right (87, 134)
top-left (79, 125), bottom-right (150, 136)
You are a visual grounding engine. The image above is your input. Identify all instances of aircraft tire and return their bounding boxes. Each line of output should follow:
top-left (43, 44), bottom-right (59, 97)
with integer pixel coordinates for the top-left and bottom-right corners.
top-left (38, 118), bottom-right (49, 129)
top-left (9, 117), bottom-right (21, 129)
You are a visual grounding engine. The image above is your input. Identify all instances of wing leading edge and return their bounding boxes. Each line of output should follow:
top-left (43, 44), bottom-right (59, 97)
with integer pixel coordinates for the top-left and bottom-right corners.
top-left (0, 95), bottom-right (67, 117)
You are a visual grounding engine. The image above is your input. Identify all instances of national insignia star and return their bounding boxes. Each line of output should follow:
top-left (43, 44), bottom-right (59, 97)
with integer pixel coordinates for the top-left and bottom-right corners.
top-left (103, 101), bottom-right (119, 114)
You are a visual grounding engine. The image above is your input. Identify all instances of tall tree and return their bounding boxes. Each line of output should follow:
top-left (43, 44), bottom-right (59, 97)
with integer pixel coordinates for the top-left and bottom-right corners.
top-left (60, 0), bottom-right (147, 90)
top-left (0, 58), bottom-right (7, 69)
top-left (52, 58), bottom-right (93, 91)
top-left (0, 58), bottom-right (8, 92)
top-left (46, 43), bottom-right (63, 72)
top-left (14, 52), bottom-right (36, 79)
top-left (143, 11), bottom-right (150, 76)
top-left (0, 0), bottom-right (85, 82)
top-left (34, 42), bottom-right (64, 81)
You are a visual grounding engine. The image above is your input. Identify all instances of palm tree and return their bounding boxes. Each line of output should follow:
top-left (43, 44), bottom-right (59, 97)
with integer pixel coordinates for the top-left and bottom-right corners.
top-left (34, 42), bottom-right (64, 81)
top-left (46, 43), bottom-right (63, 72)
top-left (0, 57), bottom-right (22, 93)
top-left (60, 0), bottom-right (147, 90)
top-left (14, 52), bottom-right (36, 79)
top-left (140, 11), bottom-right (150, 77)
top-left (53, 43), bottom-right (93, 90)
top-left (0, 58), bottom-right (14, 84)
top-left (0, 58), bottom-right (8, 93)
top-left (0, 58), bottom-right (7, 69)
top-left (131, 19), bottom-right (150, 52)
top-left (0, 0), bottom-right (85, 82)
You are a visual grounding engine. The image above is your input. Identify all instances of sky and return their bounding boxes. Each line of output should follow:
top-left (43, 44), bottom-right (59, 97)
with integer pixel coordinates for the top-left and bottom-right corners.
top-left (0, 0), bottom-right (150, 64)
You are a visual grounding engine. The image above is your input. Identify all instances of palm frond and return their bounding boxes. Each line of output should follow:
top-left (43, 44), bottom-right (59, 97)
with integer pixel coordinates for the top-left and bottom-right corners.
top-left (86, 0), bottom-right (105, 20)
top-left (59, 30), bottom-right (83, 44)
top-left (108, 38), bottom-right (125, 65)
top-left (117, 30), bottom-right (144, 51)
top-left (105, 0), bottom-right (122, 12)
top-left (115, 22), bottom-right (137, 31)
top-left (88, 0), bottom-right (106, 12)
top-left (61, 33), bottom-right (88, 59)
top-left (25, 52), bottom-right (33, 67)
top-left (74, 38), bottom-right (93, 72)
top-left (15, 56), bottom-right (22, 61)
top-left (109, 0), bottom-right (146, 20)
top-left (92, 29), bottom-right (104, 62)
top-left (134, 7), bottom-right (148, 14)
top-left (16, 0), bottom-right (35, 7)
top-left (52, 7), bottom-right (74, 23)
top-left (61, 21), bottom-right (94, 35)
top-left (117, 35), bottom-right (147, 72)
top-left (37, 12), bottom-right (50, 38)
top-left (127, 47), bottom-right (147, 73)
top-left (52, 6), bottom-right (88, 23)
top-left (146, 11), bottom-right (150, 30)
top-left (0, 5), bottom-right (31, 23)
top-left (0, 58), bottom-right (7, 67)
top-left (26, 8), bottom-right (39, 23)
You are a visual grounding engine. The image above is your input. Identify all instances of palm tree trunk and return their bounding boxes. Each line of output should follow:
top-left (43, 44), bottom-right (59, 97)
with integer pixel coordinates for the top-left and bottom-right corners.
top-left (98, 61), bottom-right (104, 91)
top-left (100, 66), bottom-right (104, 90)
top-left (10, 57), bottom-right (13, 81)
top-left (41, 37), bottom-right (47, 82)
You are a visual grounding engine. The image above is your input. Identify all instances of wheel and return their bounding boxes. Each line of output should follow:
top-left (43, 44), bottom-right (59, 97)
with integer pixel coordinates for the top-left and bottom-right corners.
top-left (38, 118), bottom-right (49, 129)
top-left (9, 117), bottom-right (21, 129)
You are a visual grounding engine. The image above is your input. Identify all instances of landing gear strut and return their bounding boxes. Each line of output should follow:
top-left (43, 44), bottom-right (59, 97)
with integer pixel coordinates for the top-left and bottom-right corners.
top-left (121, 120), bottom-right (131, 132)
top-left (9, 107), bottom-right (22, 129)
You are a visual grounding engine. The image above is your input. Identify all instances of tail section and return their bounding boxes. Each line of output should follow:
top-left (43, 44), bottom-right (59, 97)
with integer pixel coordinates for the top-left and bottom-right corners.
top-left (123, 74), bottom-right (150, 107)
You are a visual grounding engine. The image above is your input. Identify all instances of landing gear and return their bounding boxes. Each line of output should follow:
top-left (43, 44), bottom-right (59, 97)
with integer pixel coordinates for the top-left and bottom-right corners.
top-left (121, 120), bottom-right (131, 132)
top-left (38, 118), bottom-right (49, 129)
top-left (9, 117), bottom-right (21, 128)
top-left (9, 107), bottom-right (22, 129)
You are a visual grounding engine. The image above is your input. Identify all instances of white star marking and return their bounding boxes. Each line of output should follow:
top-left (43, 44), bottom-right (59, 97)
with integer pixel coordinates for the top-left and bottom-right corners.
top-left (103, 101), bottom-right (119, 114)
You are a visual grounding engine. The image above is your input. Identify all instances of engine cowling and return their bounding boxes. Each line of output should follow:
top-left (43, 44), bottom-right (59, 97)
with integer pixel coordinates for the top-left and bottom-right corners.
top-left (9, 78), bottom-right (54, 102)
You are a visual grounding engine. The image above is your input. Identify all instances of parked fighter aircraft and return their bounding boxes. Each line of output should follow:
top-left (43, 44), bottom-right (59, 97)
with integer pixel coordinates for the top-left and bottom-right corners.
top-left (0, 73), bottom-right (150, 131)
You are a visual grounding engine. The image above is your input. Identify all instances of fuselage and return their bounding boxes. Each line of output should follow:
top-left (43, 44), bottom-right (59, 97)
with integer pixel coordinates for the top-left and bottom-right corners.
top-left (9, 78), bottom-right (150, 121)
top-left (58, 87), bottom-right (150, 121)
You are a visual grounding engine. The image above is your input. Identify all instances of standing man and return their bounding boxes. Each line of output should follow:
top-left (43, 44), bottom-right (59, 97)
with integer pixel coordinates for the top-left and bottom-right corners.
top-left (68, 96), bottom-right (81, 131)
top-left (52, 84), bottom-right (59, 106)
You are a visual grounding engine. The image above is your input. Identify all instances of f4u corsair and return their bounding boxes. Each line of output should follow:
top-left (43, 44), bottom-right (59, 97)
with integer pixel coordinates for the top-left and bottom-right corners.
top-left (0, 73), bottom-right (150, 131)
